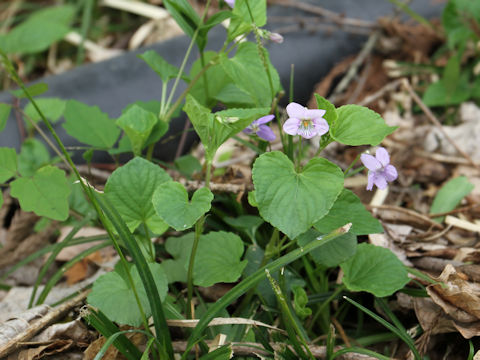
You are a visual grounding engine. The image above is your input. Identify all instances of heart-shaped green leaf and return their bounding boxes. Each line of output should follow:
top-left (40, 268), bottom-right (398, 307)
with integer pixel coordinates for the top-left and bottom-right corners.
top-left (63, 100), bottom-right (120, 148)
top-left (152, 181), bottom-right (213, 231)
top-left (104, 157), bottom-right (172, 232)
top-left (162, 231), bottom-right (247, 286)
top-left (341, 243), bottom-right (409, 297)
top-left (87, 262), bottom-right (168, 326)
top-left (116, 105), bottom-right (157, 155)
top-left (252, 151), bottom-right (343, 239)
top-left (330, 105), bottom-right (397, 146)
top-left (314, 189), bottom-right (383, 235)
top-left (10, 165), bottom-right (70, 220)
top-left (0, 147), bottom-right (17, 183)
top-left (298, 229), bottom-right (357, 267)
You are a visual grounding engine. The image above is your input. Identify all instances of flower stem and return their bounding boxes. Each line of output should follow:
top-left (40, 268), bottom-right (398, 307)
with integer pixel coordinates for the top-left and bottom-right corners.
top-left (186, 159), bottom-right (212, 318)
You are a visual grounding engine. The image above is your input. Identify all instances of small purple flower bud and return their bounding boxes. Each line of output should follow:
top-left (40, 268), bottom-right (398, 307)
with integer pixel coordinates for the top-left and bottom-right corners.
top-left (243, 115), bottom-right (276, 142)
top-left (225, 0), bottom-right (235, 8)
top-left (269, 32), bottom-right (284, 44)
top-left (360, 147), bottom-right (398, 191)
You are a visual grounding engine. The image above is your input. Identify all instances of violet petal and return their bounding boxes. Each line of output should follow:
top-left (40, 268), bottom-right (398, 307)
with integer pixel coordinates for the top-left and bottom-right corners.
top-left (373, 175), bottom-right (388, 190)
top-left (257, 125), bottom-right (276, 141)
top-left (367, 172), bottom-right (375, 191)
top-left (283, 118), bottom-right (300, 135)
top-left (305, 109), bottom-right (326, 119)
top-left (255, 114), bottom-right (275, 125)
top-left (312, 118), bottom-right (329, 136)
top-left (286, 102), bottom-right (306, 119)
top-left (375, 147), bottom-right (390, 167)
top-left (384, 164), bottom-right (398, 182)
top-left (360, 154), bottom-right (381, 171)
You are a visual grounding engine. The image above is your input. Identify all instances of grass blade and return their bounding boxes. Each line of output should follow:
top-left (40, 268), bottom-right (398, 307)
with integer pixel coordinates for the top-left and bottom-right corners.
top-left (97, 195), bottom-right (174, 359)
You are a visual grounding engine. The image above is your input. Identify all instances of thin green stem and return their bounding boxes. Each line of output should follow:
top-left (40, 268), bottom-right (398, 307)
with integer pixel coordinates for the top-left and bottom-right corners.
top-left (164, 0), bottom-right (212, 114)
top-left (186, 215), bottom-right (205, 319)
top-left (77, 0), bottom-right (94, 65)
top-left (343, 153), bottom-right (361, 176)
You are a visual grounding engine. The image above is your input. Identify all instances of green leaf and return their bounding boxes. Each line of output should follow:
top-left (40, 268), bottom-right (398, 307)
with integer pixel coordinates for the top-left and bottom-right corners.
top-left (422, 73), bottom-right (471, 107)
top-left (18, 139), bottom-right (50, 177)
top-left (104, 157), bottom-right (172, 231)
top-left (0, 103), bottom-right (11, 132)
top-left (163, 231), bottom-right (247, 286)
top-left (314, 189), bottom-right (383, 235)
top-left (331, 105), bottom-right (397, 146)
top-left (442, 0), bottom-right (479, 49)
top-left (10, 165), bottom-right (70, 220)
top-left (0, 191), bottom-right (3, 209)
top-left (341, 243), bottom-right (409, 297)
top-left (0, 5), bottom-right (75, 54)
top-left (314, 94), bottom-right (337, 127)
top-left (228, 0), bottom-right (266, 40)
top-left (292, 286), bottom-right (312, 320)
top-left (297, 229), bottom-right (357, 267)
top-left (88, 262), bottom-right (168, 327)
top-left (152, 182), bottom-right (213, 231)
top-left (9, 83), bottom-right (48, 99)
top-left (198, 11), bottom-right (232, 50)
top-left (224, 215), bottom-right (264, 241)
top-left (174, 154), bottom-right (202, 178)
top-left (138, 50), bottom-right (181, 83)
top-left (122, 100), bottom-right (168, 147)
top-left (252, 151), bottom-right (344, 239)
top-left (116, 105), bottom-right (157, 155)
top-left (0, 147), bottom-right (17, 183)
top-left (63, 100), bottom-right (120, 148)
top-left (194, 231), bottom-right (247, 287)
top-left (163, 233), bottom-right (193, 283)
top-left (68, 175), bottom-right (93, 217)
top-left (163, 0), bottom-right (200, 39)
top-left (24, 98), bottom-right (66, 124)
top-left (430, 176), bottom-right (474, 222)
top-left (220, 42), bottom-right (281, 107)
top-left (184, 94), bottom-right (268, 160)
top-left (189, 51), bottom-right (231, 107)
top-left (199, 345), bottom-right (232, 360)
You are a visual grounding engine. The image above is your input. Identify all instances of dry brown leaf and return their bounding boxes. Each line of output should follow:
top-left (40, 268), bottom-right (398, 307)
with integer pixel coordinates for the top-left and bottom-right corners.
top-left (64, 252), bottom-right (103, 285)
top-left (17, 339), bottom-right (74, 360)
top-left (426, 264), bottom-right (480, 338)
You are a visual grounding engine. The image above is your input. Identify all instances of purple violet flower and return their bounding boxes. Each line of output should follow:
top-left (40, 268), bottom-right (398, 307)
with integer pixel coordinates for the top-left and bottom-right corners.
top-left (283, 102), bottom-right (329, 139)
top-left (360, 147), bottom-right (398, 191)
top-left (225, 0), bottom-right (235, 8)
top-left (243, 114), bottom-right (276, 142)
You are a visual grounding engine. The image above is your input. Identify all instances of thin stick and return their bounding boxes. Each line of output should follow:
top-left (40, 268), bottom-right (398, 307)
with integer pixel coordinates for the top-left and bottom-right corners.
top-left (357, 79), bottom-right (403, 106)
top-left (368, 204), bottom-right (444, 230)
top-left (273, 0), bottom-right (376, 29)
top-left (402, 78), bottom-right (480, 172)
top-left (329, 31), bottom-right (380, 103)
top-left (428, 203), bottom-right (480, 218)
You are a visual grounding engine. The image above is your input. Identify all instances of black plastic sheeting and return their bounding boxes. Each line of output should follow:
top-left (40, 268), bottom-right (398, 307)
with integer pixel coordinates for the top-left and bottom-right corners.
top-left (0, 1), bottom-right (443, 161)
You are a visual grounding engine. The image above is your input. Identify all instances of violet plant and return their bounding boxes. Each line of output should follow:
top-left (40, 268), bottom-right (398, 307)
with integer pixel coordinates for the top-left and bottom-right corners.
top-left (0, 0), bottom-right (414, 359)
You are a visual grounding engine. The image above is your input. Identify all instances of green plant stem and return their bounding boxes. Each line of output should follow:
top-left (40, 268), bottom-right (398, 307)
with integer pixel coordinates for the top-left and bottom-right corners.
top-left (186, 159), bottom-right (212, 319)
top-left (343, 153), bottom-right (361, 176)
top-left (142, 221), bottom-right (155, 262)
top-left (164, 0), bottom-right (212, 116)
top-left (186, 215), bottom-right (204, 319)
top-left (266, 270), bottom-right (314, 359)
top-left (77, 0), bottom-right (94, 65)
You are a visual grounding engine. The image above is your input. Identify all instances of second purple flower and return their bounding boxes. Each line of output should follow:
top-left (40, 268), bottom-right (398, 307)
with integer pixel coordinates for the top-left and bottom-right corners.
top-left (243, 114), bottom-right (276, 142)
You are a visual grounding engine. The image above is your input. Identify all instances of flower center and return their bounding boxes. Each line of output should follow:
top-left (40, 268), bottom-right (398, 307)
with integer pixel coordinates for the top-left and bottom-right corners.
top-left (298, 119), bottom-right (315, 137)
top-left (251, 123), bottom-right (260, 132)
